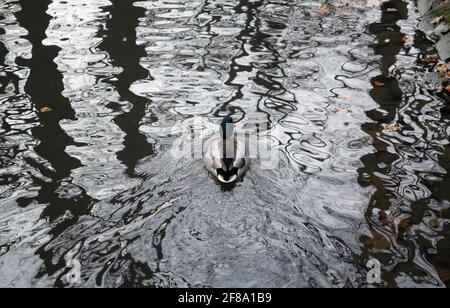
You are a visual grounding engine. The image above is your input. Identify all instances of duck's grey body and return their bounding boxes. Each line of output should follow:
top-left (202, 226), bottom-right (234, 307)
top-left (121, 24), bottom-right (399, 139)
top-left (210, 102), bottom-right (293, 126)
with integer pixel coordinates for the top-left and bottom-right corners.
top-left (203, 117), bottom-right (250, 183)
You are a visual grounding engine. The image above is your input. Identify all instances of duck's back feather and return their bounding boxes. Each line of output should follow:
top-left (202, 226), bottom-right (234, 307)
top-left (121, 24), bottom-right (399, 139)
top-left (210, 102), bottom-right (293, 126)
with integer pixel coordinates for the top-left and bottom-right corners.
top-left (203, 137), bottom-right (249, 181)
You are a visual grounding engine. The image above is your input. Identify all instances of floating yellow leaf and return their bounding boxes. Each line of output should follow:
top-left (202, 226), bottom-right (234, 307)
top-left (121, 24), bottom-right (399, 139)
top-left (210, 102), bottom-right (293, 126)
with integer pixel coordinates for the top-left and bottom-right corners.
top-left (446, 85), bottom-right (450, 93)
top-left (397, 218), bottom-right (410, 231)
top-left (331, 106), bottom-right (348, 113)
top-left (429, 218), bottom-right (439, 229)
top-left (426, 54), bottom-right (439, 64)
top-left (374, 81), bottom-right (385, 87)
top-left (317, 4), bottom-right (332, 16)
top-left (437, 64), bottom-right (448, 77)
top-left (39, 107), bottom-right (53, 113)
top-left (431, 16), bottom-right (444, 25)
top-left (382, 123), bottom-right (400, 132)
top-left (401, 34), bottom-right (413, 43)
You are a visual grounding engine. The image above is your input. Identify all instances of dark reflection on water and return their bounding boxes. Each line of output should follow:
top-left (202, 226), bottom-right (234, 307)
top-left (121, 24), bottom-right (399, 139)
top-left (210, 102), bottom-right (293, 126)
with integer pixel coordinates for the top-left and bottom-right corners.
top-left (215, 0), bottom-right (295, 124)
top-left (359, 0), bottom-right (410, 286)
top-left (359, 0), bottom-right (450, 287)
top-left (12, 0), bottom-right (94, 280)
top-left (0, 0), bottom-right (449, 287)
top-left (98, 0), bottom-right (154, 176)
top-left (14, 0), bottom-right (90, 216)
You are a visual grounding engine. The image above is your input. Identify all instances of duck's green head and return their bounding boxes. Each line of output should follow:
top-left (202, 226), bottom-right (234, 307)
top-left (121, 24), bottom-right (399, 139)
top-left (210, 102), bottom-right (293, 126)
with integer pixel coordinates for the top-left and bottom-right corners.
top-left (220, 116), bottom-right (234, 139)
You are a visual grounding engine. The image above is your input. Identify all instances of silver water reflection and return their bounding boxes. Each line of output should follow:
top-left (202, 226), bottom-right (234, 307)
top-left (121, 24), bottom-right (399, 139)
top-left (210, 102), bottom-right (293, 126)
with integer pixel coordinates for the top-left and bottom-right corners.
top-left (0, 0), bottom-right (448, 287)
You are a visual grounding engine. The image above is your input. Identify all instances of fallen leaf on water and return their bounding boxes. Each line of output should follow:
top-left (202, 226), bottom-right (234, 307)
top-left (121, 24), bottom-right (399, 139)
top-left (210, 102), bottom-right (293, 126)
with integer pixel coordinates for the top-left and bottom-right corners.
top-left (331, 106), bottom-right (348, 113)
top-left (379, 211), bottom-right (389, 225)
top-left (374, 81), bottom-right (385, 87)
top-left (378, 211), bottom-right (410, 230)
top-left (431, 16), bottom-right (444, 25)
top-left (437, 64), bottom-right (448, 77)
top-left (446, 85), bottom-right (450, 92)
top-left (397, 218), bottom-right (410, 231)
top-left (401, 34), bottom-right (413, 43)
top-left (337, 95), bottom-right (350, 101)
top-left (429, 218), bottom-right (439, 229)
top-left (362, 232), bottom-right (391, 250)
top-left (426, 54), bottom-right (439, 64)
top-left (382, 123), bottom-right (400, 132)
top-left (39, 107), bottom-right (53, 113)
top-left (317, 4), bottom-right (332, 16)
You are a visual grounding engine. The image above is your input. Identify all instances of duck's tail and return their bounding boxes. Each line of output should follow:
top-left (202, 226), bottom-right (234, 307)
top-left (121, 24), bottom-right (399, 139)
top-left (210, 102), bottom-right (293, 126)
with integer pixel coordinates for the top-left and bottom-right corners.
top-left (216, 167), bottom-right (239, 183)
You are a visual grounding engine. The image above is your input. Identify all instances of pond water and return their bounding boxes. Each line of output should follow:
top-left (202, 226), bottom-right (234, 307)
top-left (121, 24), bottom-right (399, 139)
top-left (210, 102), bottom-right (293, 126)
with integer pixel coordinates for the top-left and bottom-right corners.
top-left (0, 0), bottom-right (449, 287)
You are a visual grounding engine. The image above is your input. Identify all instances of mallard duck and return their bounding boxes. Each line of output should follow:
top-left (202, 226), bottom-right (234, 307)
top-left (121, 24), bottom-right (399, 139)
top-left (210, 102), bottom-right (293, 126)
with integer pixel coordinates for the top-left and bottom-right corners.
top-left (203, 116), bottom-right (250, 183)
